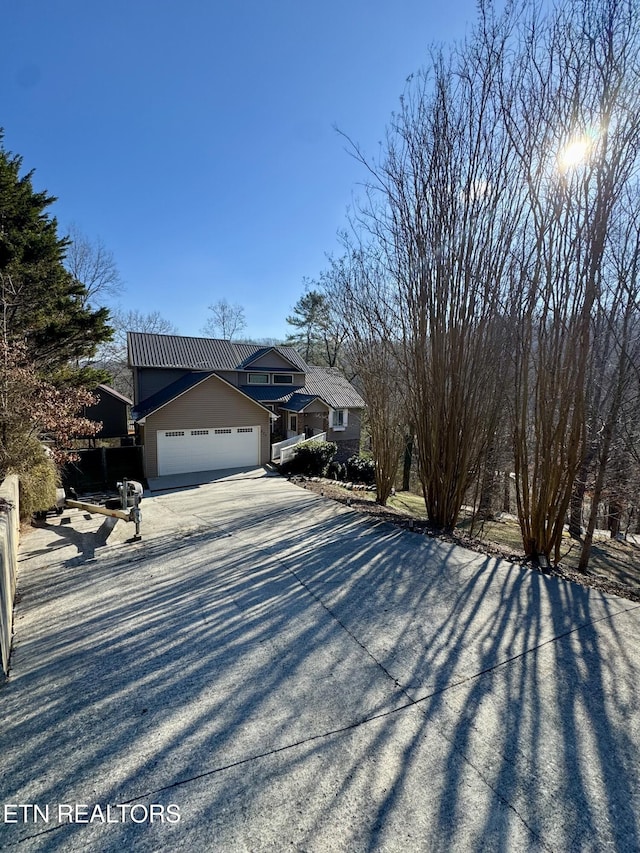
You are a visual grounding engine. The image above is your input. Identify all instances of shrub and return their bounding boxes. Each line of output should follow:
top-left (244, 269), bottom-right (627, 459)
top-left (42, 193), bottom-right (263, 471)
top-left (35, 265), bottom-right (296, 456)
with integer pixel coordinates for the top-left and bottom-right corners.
top-left (14, 439), bottom-right (58, 519)
top-left (346, 454), bottom-right (376, 485)
top-left (281, 440), bottom-right (337, 476)
top-left (326, 460), bottom-right (346, 481)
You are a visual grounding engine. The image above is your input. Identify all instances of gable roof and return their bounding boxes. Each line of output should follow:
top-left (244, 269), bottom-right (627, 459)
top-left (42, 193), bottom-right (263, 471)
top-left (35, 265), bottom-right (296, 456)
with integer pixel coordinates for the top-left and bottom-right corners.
top-left (96, 384), bottom-right (133, 406)
top-left (279, 393), bottom-right (323, 413)
top-left (128, 332), bottom-right (307, 372)
top-left (236, 347), bottom-right (301, 371)
top-left (131, 371), bottom-right (274, 422)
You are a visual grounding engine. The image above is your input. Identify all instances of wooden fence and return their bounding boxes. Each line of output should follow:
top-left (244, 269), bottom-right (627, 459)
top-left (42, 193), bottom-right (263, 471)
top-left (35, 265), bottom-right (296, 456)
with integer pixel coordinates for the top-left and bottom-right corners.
top-left (62, 446), bottom-right (144, 493)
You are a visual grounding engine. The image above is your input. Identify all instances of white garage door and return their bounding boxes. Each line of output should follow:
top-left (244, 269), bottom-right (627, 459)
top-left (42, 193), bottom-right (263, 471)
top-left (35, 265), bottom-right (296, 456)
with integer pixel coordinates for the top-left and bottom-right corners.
top-left (157, 426), bottom-right (260, 476)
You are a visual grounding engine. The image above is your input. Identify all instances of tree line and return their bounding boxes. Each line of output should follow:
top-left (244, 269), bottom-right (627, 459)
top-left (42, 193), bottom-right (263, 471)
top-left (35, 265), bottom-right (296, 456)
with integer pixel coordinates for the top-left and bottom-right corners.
top-left (306, 0), bottom-right (640, 569)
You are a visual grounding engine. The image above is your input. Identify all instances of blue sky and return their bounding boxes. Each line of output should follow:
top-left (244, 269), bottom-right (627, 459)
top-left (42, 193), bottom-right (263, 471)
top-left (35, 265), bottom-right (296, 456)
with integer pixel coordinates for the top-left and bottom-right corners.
top-left (2, 0), bottom-right (480, 340)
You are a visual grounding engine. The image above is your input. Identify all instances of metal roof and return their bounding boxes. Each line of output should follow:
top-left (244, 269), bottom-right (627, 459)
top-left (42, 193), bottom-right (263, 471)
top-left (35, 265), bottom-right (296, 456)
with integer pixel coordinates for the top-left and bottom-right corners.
top-left (127, 333), bottom-right (307, 372)
top-left (278, 393), bottom-right (323, 413)
top-left (300, 367), bottom-right (365, 409)
top-left (239, 367), bottom-right (364, 411)
top-left (239, 385), bottom-right (305, 404)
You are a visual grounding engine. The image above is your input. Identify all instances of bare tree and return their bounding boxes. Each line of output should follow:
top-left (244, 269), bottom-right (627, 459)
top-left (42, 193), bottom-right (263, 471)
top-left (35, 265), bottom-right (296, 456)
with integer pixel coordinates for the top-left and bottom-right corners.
top-left (202, 299), bottom-right (246, 341)
top-left (577, 189), bottom-right (640, 567)
top-left (504, 0), bottom-right (640, 564)
top-left (94, 307), bottom-right (178, 397)
top-left (326, 249), bottom-right (406, 505)
top-left (344, 9), bottom-right (521, 531)
top-left (64, 223), bottom-right (122, 308)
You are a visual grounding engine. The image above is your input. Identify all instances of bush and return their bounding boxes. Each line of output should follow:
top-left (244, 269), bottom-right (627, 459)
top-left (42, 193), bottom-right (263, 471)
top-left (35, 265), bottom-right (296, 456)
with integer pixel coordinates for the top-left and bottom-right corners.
top-left (346, 454), bottom-right (376, 485)
top-left (281, 440), bottom-right (337, 476)
top-left (15, 439), bottom-right (58, 519)
top-left (326, 460), bottom-right (346, 481)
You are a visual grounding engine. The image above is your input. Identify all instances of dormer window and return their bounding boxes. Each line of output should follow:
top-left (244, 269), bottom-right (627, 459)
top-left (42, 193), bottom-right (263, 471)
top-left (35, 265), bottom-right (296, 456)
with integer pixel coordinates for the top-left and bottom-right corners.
top-left (273, 373), bottom-right (294, 384)
top-left (247, 372), bottom-right (270, 384)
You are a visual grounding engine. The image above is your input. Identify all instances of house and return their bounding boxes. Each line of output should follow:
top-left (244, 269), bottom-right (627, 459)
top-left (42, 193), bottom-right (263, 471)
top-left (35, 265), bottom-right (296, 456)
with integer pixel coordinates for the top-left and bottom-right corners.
top-left (83, 384), bottom-right (132, 441)
top-left (127, 333), bottom-right (364, 478)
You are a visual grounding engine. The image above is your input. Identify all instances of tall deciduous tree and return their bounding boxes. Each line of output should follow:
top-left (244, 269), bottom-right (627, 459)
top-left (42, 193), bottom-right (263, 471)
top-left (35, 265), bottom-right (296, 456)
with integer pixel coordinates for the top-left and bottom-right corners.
top-left (202, 298), bottom-right (246, 340)
top-left (344, 11), bottom-right (518, 532)
top-left (504, 0), bottom-right (640, 563)
top-left (327, 0), bottom-right (640, 568)
top-left (326, 250), bottom-right (406, 505)
top-left (64, 223), bottom-right (123, 308)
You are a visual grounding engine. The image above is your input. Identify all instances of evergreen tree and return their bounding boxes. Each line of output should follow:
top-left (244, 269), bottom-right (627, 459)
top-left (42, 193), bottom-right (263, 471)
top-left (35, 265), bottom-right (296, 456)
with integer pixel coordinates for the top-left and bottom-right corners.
top-left (0, 132), bottom-right (111, 379)
top-left (0, 133), bottom-right (113, 495)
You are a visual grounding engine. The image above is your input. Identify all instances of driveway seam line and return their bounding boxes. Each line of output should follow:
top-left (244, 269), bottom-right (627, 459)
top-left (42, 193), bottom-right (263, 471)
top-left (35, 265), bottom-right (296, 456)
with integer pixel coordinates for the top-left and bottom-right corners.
top-left (11, 564), bottom-right (635, 848)
top-left (114, 581), bottom-right (640, 808)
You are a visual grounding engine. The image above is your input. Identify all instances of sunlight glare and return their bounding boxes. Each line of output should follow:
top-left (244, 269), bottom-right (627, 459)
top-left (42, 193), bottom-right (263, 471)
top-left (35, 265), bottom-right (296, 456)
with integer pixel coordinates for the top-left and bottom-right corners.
top-left (558, 138), bottom-right (590, 172)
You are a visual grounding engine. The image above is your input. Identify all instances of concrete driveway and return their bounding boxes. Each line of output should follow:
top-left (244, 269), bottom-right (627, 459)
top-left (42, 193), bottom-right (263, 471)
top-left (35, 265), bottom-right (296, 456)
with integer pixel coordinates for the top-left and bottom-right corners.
top-left (1, 469), bottom-right (640, 852)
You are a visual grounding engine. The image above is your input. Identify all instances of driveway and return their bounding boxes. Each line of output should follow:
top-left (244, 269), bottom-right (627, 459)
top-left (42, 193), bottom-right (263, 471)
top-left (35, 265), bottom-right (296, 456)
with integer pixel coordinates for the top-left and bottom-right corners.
top-left (1, 470), bottom-right (640, 852)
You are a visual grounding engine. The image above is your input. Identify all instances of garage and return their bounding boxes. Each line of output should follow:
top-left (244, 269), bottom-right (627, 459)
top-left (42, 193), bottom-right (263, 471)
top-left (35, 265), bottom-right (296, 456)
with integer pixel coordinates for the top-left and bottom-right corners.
top-left (156, 426), bottom-right (260, 476)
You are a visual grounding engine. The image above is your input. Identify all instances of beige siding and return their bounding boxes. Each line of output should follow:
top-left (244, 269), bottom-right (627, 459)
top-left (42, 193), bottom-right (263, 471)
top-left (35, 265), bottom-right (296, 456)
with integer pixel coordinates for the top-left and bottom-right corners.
top-left (143, 375), bottom-right (270, 477)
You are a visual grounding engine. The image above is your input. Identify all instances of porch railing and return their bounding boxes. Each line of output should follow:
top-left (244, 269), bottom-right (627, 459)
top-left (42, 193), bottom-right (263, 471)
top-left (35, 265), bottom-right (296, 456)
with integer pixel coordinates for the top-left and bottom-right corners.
top-left (272, 432), bottom-right (327, 464)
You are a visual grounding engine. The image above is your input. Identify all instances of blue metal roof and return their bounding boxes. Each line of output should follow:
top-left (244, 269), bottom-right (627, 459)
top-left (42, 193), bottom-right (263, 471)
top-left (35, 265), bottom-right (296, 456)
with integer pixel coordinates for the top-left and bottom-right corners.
top-left (278, 393), bottom-right (323, 413)
top-left (239, 368), bottom-right (364, 410)
top-left (239, 385), bottom-right (303, 404)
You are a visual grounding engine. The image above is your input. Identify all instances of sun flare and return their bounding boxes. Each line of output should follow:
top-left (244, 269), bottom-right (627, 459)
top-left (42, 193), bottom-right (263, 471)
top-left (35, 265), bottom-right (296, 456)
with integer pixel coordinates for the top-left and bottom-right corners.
top-left (558, 138), bottom-right (590, 172)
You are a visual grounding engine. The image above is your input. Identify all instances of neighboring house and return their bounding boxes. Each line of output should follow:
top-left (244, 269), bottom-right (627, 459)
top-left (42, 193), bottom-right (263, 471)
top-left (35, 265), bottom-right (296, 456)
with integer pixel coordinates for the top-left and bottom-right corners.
top-left (127, 333), bottom-right (365, 478)
top-left (84, 384), bottom-right (133, 440)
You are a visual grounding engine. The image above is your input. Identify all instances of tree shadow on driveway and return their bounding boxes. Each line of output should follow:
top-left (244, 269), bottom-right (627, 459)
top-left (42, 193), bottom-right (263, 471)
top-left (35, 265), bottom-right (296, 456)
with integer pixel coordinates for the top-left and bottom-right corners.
top-left (2, 484), bottom-right (640, 852)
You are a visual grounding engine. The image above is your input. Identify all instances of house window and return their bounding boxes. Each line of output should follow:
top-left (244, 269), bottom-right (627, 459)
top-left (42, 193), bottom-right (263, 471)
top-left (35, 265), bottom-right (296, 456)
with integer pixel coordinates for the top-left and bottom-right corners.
top-left (272, 374), bottom-right (294, 384)
top-left (331, 409), bottom-right (348, 430)
top-left (247, 373), bottom-right (270, 384)
top-left (289, 414), bottom-right (297, 432)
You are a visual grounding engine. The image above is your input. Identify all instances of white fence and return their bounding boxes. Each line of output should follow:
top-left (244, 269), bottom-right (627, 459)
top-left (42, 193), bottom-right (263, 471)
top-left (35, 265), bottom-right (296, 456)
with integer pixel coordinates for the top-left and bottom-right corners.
top-left (0, 476), bottom-right (19, 677)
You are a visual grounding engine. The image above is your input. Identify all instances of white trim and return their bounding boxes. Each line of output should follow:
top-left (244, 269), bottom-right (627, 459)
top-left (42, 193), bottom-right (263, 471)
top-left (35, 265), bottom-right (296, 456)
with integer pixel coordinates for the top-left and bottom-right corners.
top-left (329, 408), bottom-right (348, 431)
top-left (246, 372), bottom-right (270, 384)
